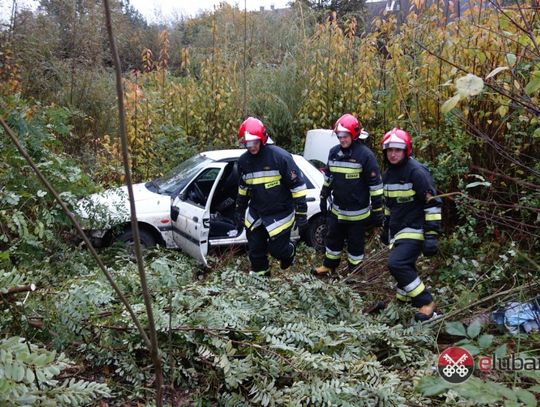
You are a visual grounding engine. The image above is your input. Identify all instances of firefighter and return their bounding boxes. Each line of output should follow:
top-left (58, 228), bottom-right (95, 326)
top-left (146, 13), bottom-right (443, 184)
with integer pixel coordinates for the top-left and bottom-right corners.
top-left (234, 117), bottom-right (308, 277)
top-left (380, 128), bottom-right (442, 322)
top-left (313, 114), bottom-right (384, 275)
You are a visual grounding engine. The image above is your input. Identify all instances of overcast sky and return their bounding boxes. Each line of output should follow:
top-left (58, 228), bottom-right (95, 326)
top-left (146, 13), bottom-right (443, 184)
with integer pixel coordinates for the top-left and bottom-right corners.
top-left (129, 0), bottom-right (291, 22)
top-left (0, 0), bottom-right (291, 25)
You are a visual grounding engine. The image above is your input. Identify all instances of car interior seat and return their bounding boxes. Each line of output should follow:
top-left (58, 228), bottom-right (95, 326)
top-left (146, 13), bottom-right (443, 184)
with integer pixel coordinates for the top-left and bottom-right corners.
top-left (209, 162), bottom-right (239, 238)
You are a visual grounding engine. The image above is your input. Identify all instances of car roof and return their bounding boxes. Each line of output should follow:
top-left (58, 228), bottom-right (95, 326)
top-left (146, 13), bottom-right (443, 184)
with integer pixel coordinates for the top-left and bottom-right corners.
top-left (200, 149), bottom-right (305, 161)
top-left (201, 149), bottom-right (244, 161)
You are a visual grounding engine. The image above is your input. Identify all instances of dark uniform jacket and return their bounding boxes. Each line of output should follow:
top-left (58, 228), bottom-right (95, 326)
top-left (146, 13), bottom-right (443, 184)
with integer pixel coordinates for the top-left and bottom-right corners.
top-left (382, 157), bottom-right (442, 241)
top-left (236, 145), bottom-right (308, 237)
top-left (321, 141), bottom-right (383, 222)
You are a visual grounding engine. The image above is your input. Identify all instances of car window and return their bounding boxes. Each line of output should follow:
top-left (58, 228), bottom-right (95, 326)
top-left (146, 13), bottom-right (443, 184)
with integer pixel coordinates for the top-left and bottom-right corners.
top-left (198, 168), bottom-right (221, 181)
top-left (184, 167), bottom-right (221, 207)
top-left (150, 155), bottom-right (213, 196)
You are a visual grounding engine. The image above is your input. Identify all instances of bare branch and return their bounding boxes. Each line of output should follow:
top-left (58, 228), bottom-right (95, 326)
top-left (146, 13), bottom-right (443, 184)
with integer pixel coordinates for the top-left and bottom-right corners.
top-left (101, 0), bottom-right (163, 403)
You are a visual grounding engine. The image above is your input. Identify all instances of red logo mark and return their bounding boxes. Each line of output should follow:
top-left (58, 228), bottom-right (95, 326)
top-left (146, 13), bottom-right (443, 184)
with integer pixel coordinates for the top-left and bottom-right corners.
top-left (438, 347), bottom-right (474, 383)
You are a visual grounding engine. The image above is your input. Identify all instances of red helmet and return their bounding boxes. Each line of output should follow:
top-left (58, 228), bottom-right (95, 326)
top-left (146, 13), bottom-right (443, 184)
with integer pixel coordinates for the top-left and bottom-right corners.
top-left (381, 128), bottom-right (412, 156)
top-left (238, 117), bottom-right (267, 145)
top-left (334, 113), bottom-right (362, 140)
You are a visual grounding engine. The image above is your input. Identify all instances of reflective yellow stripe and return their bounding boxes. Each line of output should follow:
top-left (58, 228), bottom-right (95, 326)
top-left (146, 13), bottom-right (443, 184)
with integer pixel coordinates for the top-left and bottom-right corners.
top-left (408, 282), bottom-right (426, 298)
top-left (370, 189), bottom-right (383, 197)
top-left (348, 256), bottom-right (364, 265)
top-left (326, 253), bottom-right (341, 260)
top-left (238, 187), bottom-right (248, 196)
top-left (292, 190), bottom-right (307, 198)
top-left (396, 293), bottom-right (410, 302)
top-left (395, 233), bottom-right (424, 241)
top-left (372, 207), bottom-right (382, 212)
top-left (425, 214), bottom-right (442, 221)
top-left (384, 208), bottom-right (391, 216)
top-left (384, 189), bottom-right (415, 198)
top-left (329, 166), bottom-right (362, 175)
top-left (331, 208), bottom-right (370, 221)
top-left (245, 175), bottom-right (281, 185)
top-left (268, 216), bottom-right (294, 237)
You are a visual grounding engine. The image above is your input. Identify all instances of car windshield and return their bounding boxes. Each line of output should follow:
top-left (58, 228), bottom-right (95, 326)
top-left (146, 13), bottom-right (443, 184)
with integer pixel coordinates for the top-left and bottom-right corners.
top-left (148, 154), bottom-right (213, 196)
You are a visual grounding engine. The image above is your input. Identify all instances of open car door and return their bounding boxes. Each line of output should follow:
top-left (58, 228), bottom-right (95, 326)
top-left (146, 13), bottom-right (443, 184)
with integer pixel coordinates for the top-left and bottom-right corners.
top-left (171, 162), bottom-right (228, 266)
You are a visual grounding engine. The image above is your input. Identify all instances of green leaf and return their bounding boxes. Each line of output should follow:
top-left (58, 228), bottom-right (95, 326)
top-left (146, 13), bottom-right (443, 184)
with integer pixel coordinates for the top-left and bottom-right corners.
top-left (506, 53), bottom-right (517, 65)
top-left (525, 70), bottom-right (540, 95)
top-left (441, 94), bottom-right (461, 114)
top-left (456, 377), bottom-right (501, 403)
top-left (485, 381), bottom-right (517, 401)
top-left (527, 385), bottom-right (540, 393)
top-left (495, 343), bottom-right (507, 358)
top-left (456, 74), bottom-right (484, 97)
top-left (467, 319), bottom-right (482, 338)
top-left (446, 321), bottom-right (467, 336)
top-left (415, 376), bottom-right (451, 396)
top-left (514, 388), bottom-right (537, 407)
top-left (460, 343), bottom-right (481, 356)
top-left (477, 334), bottom-right (494, 349)
top-left (533, 128), bottom-right (540, 138)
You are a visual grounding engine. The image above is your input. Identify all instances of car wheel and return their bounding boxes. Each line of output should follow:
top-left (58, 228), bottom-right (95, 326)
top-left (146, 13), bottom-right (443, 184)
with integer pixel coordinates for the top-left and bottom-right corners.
top-left (116, 228), bottom-right (157, 251)
top-left (304, 215), bottom-right (326, 252)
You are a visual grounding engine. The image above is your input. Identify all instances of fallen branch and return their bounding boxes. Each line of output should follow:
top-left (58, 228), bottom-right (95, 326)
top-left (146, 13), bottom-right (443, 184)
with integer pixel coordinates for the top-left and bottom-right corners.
top-left (427, 280), bottom-right (540, 326)
top-left (1, 283), bottom-right (36, 296)
top-left (471, 165), bottom-right (540, 190)
top-left (0, 117), bottom-right (151, 349)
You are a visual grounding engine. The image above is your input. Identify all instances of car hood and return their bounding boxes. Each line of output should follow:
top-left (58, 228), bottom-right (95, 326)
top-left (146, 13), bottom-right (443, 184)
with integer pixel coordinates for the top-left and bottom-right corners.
top-left (77, 183), bottom-right (171, 228)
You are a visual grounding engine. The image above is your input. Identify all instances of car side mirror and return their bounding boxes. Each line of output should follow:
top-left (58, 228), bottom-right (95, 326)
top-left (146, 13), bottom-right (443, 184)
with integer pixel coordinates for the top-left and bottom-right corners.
top-left (171, 206), bottom-right (179, 222)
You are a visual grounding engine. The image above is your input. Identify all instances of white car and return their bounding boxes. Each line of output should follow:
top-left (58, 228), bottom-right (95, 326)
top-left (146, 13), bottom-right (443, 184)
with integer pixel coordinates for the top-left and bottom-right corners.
top-left (78, 149), bottom-right (326, 266)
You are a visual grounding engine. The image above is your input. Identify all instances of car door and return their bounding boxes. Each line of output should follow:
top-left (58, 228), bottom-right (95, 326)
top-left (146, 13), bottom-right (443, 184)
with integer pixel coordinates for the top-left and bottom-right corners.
top-left (171, 163), bottom-right (227, 266)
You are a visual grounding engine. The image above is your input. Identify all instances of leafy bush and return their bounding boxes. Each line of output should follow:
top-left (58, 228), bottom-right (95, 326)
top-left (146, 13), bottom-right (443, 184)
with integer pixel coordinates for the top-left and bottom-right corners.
top-left (30, 249), bottom-right (438, 404)
top-left (0, 95), bottom-right (96, 264)
top-left (0, 336), bottom-right (110, 405)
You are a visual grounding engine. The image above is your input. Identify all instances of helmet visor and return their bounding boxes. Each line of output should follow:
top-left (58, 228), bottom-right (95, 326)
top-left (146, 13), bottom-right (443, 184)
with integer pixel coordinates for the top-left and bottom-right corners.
top-left (335, 131), bottom-right (352, 139)
top-left (243, 140), bottom-right (260, 148)
top-left (383, 142), bottom-right (406, 150)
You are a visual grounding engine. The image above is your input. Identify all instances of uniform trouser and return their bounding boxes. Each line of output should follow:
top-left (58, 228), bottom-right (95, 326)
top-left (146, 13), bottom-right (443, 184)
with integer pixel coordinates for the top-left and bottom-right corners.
top-left (247, 225), bottom-right (295, 272)
top-left (323, 214), bottom-right (365, 271)
top-left (388, 239), bottom-right (433, 307)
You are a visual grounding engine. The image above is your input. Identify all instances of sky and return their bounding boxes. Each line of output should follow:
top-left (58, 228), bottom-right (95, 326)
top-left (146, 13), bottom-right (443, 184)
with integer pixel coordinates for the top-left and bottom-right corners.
top-left (0, 0), bottom-right (291, 25)
top-left (129, 0), bottom-right (291, 22)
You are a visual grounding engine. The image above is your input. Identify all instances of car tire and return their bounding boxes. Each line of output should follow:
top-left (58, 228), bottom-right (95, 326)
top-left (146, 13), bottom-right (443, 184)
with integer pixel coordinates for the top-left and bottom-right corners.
top-left (304, 215), bottom-right (326, 252)
top-left (116, 228), bottom-right (157, 251)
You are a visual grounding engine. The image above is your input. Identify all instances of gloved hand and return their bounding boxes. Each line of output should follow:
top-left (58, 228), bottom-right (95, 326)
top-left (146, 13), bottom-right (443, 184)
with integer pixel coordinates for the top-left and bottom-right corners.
top-left (234, 211), bottom-right (245, 233)
top-left (319, 196), bottom-right (327, 215)
top-left (296, 214), bottom-right (308, 234)
top-left (380, 227), bottom-right (389, 246)
top-left (422, 234), bottom-right (438, 257)
top-left (370, 209), bottom-right (384, 228)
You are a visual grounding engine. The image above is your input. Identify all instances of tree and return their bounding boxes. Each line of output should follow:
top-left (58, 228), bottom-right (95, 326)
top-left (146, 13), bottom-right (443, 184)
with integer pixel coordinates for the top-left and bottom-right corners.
top-left (294, 0), bottom-right (367, 32)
